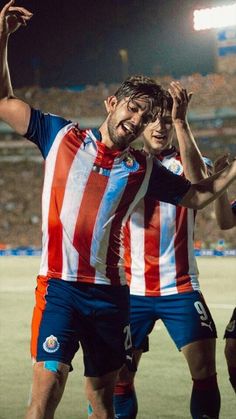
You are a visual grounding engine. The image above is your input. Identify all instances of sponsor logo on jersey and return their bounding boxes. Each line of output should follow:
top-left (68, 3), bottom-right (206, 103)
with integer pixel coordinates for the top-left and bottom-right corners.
top-left (43, 335), bottom-right (60, 353)
top-left (226, 319), bottom-right (235, 333)
top-left (164, 158), bottom-right (183, 175)
top-left (122, 154), bottom-right (139, 172)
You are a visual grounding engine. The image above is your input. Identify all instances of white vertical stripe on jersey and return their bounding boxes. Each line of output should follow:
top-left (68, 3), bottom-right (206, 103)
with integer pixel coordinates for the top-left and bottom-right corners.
top-left (91, 159), bottom-right (130, 272)
top-left (186, 209), bottom-right (200, 290)
top-left (39, 123), bottom-right (75, 276)
top-left (129, 199), bottom-right (146, 294)
top-left (159, 202), bottom-right (178, 295)
top-left (60, 137), bottom-right (97, 280)
top-left (118, 155), bottom-right (154, 284)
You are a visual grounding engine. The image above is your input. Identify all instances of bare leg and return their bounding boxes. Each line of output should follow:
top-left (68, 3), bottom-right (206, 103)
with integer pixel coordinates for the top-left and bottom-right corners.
top-left (25, 361), bottom-right (70, 419)
top-left (182, 338), bottom-right (220, 419)
top-left (85, 369), bottom-right (120, 419)
top-left (182, 338), bottom-right (216, 379)
top-left (113, 350), bottom-right (143, 419)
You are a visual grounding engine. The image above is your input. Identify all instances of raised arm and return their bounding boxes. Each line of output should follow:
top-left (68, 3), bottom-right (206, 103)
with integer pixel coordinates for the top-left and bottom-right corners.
top-left (168, 81), bottom-right (208, 182)
top-left (0, 0), bottom-right (32, 135)
top-left (213, 155), bottom-right (236, 229)
top-left (179, 157), bottom-right (236, 209)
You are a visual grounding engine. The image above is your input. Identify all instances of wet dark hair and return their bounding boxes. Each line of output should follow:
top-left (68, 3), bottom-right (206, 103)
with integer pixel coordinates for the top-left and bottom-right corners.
top-left (114, 75), bottom-right (166, 122)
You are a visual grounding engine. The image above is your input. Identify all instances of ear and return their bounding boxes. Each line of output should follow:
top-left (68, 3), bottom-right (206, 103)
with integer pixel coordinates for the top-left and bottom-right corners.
top-left (104, 96), bottom-right (118, 113)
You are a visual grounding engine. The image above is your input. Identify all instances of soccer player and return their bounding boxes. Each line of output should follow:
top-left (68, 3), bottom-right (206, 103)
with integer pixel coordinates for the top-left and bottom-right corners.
top-left (214, 155), bottom-right (236, 394)
top-left (113, 86), bottom-right (221, 419)
top-left (1, 2), bottom-right (236, 418)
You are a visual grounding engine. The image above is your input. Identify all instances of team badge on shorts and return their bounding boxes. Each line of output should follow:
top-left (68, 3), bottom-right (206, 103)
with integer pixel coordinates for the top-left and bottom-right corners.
top-left (165, 158), bottom-right (183, 175)
top-left (122, 153), bottom-right (139, 172)
top-left (226, 319), bottom-right (235, 333)
top-left (43, 335), bottom-right (60, 353)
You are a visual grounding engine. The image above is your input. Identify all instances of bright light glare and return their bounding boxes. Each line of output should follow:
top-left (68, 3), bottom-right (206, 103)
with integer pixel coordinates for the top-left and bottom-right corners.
top-left (193, 3), bottom-right (236, 31)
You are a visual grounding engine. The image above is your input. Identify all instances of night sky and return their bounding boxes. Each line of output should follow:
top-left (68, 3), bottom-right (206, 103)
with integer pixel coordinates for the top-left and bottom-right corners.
top-left (3, 0), bottom-right (234, 88)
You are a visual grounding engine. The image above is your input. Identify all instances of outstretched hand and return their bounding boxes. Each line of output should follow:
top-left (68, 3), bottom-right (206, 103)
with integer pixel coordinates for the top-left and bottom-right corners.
top-left (0, 0), bottom-right (33, 37)
top-left (168, 81), bottom-right (192, 123)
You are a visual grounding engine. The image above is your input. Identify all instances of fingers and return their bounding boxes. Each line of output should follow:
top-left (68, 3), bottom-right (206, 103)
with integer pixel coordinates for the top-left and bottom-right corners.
top-left (169, 81), bottom-right (187, 103)
top-left (1, 0), bottom-right (15, 14)
top-left (8, 6), bottom-right (33, 18)
top-left (1, 0), bottom-right (15, 16)
top-left (214, 153), bottom-right (230, 172)
top-left (168, 81), bottom-right (192, 105)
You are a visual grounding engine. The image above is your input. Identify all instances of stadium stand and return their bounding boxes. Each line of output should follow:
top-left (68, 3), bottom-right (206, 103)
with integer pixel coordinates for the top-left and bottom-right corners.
top-left (0, 73), bottom-right (236, 249)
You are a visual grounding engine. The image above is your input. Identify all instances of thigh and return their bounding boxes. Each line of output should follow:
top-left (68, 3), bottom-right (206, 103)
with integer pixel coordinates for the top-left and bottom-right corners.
top-left (160, 291), bottom-right (217, 350)
top-left (129, 295), bottom-right (157, 350)
top-left (31, 277), bottom-right (80, 368)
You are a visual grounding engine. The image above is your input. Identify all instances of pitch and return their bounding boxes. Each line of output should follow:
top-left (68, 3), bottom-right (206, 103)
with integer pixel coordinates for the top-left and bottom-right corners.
top-left (0, 256), bottom-right (235, 418)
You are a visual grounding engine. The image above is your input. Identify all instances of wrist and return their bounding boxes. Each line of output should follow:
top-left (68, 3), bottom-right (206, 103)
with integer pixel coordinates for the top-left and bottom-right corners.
top-left (0, 31), bottom-right (10, 44)
top-left (173, 119), bottom-right (188, 127)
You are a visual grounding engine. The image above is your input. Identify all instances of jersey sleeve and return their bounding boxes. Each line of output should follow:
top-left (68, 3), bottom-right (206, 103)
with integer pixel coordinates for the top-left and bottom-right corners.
top-left (146, 158), bottom-right (191, 205)
top-left (24, 108), bottom-right (71, 159)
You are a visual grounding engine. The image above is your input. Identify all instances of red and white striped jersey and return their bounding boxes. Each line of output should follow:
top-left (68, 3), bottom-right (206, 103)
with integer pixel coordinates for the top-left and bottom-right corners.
top-left (124, 148), bottom-right (209, 296)
top-left (25, 110), bottom-right (191, 286)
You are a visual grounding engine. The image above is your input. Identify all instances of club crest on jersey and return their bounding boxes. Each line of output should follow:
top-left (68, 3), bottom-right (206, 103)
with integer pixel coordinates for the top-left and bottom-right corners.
top-left (165, 159), bottom-right (183, 175)
top-left (43, 335), bottom-right (60, 353)
top-left (122, 153), bottom-right (139, 172)
top-left (226, 319), bottom-right (235, 333)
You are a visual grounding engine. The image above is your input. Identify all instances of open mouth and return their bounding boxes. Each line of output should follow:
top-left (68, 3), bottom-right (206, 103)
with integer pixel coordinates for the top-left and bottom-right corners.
top-left (152, 134), bottom-right (167, 142)
top-left (120, 122), bottom-right (136, 137)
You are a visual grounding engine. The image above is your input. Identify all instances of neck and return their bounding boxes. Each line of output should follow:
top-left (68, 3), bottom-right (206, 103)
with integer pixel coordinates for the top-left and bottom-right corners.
top-left (99, 121), bottom-right (116, 150)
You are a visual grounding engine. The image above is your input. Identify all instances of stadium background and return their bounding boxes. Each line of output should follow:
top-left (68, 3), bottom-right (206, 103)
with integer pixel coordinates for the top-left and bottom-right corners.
top-left (0, 72), bottom-right (236, 253)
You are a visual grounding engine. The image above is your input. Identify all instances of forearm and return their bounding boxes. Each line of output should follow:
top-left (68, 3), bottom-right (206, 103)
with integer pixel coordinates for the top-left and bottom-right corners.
top-left (180, 162), bottom-right (236, 209)
top-left (214, 193), bottom-right (236, 229)
top-left (0, 33), bottom-right (13, 100)
top-left (174, 120), bottom-right (208, 182)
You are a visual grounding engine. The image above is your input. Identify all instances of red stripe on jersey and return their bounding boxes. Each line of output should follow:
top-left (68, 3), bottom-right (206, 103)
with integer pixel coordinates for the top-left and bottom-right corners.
top-left (123, 220), bottom-right (132, 285)
top-left (95, 141), bottom-right (121, 168)
top-left (106, 160), bottom-right (147, 285)
top-left (144, 198), bottom-right (161, 296)
top-left (73, 171), bottom-right (109, 281)
top-left (174, 206), bottom-right (192, 291)
top-left (47, 130), bottom-right (85, 276)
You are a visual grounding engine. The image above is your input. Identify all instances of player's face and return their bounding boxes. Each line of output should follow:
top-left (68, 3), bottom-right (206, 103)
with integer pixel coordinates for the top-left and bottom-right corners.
top-left (143, 109), bottom-right (174, 155)
top-left (107, 96), bottom-right (153, 150)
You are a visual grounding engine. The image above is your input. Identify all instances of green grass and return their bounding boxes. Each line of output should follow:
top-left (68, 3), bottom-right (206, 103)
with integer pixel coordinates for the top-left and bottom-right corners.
top-left (0, 257), bottom-right (235, 418)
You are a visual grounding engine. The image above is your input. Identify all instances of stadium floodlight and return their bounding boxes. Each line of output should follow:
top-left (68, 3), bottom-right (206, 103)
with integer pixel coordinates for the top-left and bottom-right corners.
top-left (193, 3), bottom-right (236, 31)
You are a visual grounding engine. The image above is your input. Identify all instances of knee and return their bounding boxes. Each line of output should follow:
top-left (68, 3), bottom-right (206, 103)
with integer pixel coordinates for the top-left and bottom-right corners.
top-left (183, 340), bottom-right (216, 379)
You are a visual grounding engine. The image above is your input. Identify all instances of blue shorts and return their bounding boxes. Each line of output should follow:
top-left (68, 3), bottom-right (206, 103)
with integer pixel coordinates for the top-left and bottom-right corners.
top-left (32, 278), bottom-right (132, 376)
top-left (129, 291), bottom-right (217, 351)
top-left (224, 307), bottom-right (236, 339)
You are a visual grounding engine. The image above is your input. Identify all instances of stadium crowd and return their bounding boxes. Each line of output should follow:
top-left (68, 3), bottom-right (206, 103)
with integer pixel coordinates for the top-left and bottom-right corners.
top-left (10, 72), bottom-right (236, 119)
top-left (1, 73), bottom-right (236, 249)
